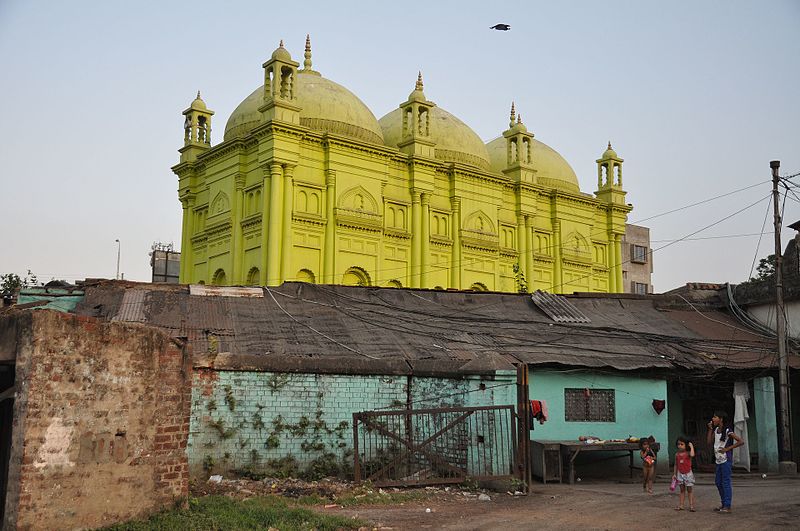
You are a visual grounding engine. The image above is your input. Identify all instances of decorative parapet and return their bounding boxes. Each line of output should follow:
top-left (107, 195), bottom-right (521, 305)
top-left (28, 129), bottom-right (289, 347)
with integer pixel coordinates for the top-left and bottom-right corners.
top-left (335, 207), bottom-right (383, 232)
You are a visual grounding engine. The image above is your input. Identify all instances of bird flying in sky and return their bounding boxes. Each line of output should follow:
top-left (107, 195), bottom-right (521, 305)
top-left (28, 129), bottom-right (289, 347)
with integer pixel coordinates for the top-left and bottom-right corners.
top-left (490, 24), bottom-right (511, 31)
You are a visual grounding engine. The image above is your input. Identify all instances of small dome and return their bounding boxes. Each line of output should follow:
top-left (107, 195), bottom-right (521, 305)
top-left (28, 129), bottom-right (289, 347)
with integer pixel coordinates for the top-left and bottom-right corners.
top-left (271, 42), bottom-right (291, 61)
top-left (379, 106), bottom-right (491, 170)
top-left (601, 142), bottom-right (618, 160)
top-left (486, 136), bottom-right (580, 193)
top-left (224, 71), bottom-right (385, 144)
top-left (190, 91), bottom-right (207, 111)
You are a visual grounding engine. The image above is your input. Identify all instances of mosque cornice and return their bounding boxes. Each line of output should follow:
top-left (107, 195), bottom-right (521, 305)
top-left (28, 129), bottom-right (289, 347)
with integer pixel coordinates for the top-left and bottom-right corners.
top-left (204, 219), bottom-right (233, 239)
top-left (549, 190), bottom-right (601, 209)
top-left (499, 248), bottom-right (519, 259)
top-left (335, 207), bottom-right (383, 232)
top-left (241, 215), bottom-right (262, 232)
top-left (384, 228), bottom-right (411, 240)
top-left (562, 259), bottom-right (593, 270)
top-left (190, 233), bottom-right (208, 245)
top-left (430, 235), bottom-right (453, 248)
top-left (191, 137), bottom-right (257, 168)
top-left (292, 213), bottom-right (326, 227)
top-left (251, 121), bottom-right (307, 142)
top-left (534, 255), bottom-right (554, 264)
top-left (446, 164), bottom-right (509, 187)
top-left (320, 134), bottom-right (398, 160)
top-left (460, 229), bottom-right (500, 252)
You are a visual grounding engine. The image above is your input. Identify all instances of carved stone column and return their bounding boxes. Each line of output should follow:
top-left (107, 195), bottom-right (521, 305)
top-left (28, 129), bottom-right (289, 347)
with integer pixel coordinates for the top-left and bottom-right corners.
top-left (324, 170), bottom-right (336, 283)
top-left (615, 233), bottom-right (624, 293)
top-left (266, 162), bottom-right (283, 286)
top-left (410, 190), bottom-right (422, 288)
top-left (179, 193), bottom-right (195, 283)
top-left (524, 215), bottom-right (533, 293)
top-left (280, 164), bottom-right (295, 283)
top-left (607, 231), bottom-right (617, 293)
top-left (553, 220), bottom-right (563, 293)
top-left (232, 174), bottom-right (245, 283)
top-left (450, 197), bottom-right (461, 290)
top-left (420, 192), bottom-right (431, 287)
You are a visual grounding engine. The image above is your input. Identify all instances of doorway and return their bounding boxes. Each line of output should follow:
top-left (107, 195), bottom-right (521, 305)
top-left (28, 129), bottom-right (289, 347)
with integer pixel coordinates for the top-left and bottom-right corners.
top-left (0, 363), bottom-right (15, 523)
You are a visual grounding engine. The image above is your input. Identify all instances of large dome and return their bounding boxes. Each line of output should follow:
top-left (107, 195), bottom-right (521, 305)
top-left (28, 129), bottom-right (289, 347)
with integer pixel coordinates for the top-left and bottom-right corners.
top-left (379, 106), bottom-right (491, 171)
top-left (486, 136), bottom-right (580, 193)
top-left (224, 71), bottom-right (384, 144)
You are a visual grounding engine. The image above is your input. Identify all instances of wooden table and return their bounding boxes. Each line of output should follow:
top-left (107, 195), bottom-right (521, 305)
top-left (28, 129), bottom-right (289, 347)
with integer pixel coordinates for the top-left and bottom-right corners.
top-left (533, 440), bottom-right (640, 484)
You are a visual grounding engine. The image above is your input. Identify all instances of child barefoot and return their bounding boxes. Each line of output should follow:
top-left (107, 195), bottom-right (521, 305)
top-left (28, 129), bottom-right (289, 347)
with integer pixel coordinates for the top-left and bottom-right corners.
top-left (640, 437), bottom-right (657, 494)
top-left (673, 437), bottom-right (696, 511)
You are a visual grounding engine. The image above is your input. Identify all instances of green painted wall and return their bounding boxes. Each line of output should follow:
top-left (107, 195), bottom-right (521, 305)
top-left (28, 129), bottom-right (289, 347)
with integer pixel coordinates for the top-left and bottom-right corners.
top-left (529, 369), bottom-right (669, 475)
top-left (188, 369), bottom-right (517, 479)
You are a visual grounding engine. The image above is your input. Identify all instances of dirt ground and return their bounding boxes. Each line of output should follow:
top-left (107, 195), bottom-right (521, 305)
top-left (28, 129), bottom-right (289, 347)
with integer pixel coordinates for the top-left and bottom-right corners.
top-left (336, 474), bottom-right (800, 530)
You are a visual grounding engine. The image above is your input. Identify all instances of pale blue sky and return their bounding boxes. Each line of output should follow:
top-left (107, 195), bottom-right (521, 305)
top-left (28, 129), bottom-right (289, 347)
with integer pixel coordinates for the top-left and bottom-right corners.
top-left (1, 0), bottom-right (798, 290)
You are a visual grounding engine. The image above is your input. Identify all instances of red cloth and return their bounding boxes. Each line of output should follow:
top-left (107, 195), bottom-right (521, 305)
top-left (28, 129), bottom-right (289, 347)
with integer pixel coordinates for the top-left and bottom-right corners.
top-left (530, 400), bottom-right (547, 425)
top-left (676, 451), bottom-right (692, 474)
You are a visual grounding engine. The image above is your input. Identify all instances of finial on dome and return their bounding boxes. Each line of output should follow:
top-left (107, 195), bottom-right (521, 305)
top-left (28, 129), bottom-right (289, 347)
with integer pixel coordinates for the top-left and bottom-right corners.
top-left (509, 102), bottom-right (516, 128)
top-left (416, 71), bottom-right (424, 91)
top-left (196, 90), bottom-right (202, 99)
top-left (279, 39), bottom-right (284, 47)
top-left (303, 34), bottom-right (313, 70)
top-left (608, 141), bottom-right (612, 149)
top-left (517, 113), bottom-right (522, 125)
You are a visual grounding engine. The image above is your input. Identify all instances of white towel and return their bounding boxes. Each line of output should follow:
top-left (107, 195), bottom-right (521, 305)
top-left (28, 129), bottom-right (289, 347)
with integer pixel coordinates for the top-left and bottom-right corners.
top-left (733, 381), bottom-right (750, 472)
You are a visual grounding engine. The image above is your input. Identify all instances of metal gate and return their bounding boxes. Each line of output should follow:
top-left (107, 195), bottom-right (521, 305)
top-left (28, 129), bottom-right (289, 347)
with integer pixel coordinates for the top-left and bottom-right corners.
top-left (353, 405), bottom-right (518, 487)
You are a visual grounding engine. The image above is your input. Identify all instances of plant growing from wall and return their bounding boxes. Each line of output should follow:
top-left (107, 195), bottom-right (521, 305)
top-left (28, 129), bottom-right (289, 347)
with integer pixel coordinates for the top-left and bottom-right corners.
top-left (224, 386), bottom-right (237, 411)
top-left (202, 455), bottom-right (215, 474)
top-left (208, 418), bottom-right (237, 440)
top-left (513, 262), bottom-right (528, 293)
top-left (251, 412), bottom-right (266, 431)
top-left (267, 373), bottom-right (290, 393)
top-left (206, 399), bottom-right (217, 412)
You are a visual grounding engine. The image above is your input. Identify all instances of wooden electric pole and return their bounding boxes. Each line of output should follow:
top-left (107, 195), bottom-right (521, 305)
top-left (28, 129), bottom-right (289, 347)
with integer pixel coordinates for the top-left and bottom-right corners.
top-left (771, 160), bottom-right (795, 472)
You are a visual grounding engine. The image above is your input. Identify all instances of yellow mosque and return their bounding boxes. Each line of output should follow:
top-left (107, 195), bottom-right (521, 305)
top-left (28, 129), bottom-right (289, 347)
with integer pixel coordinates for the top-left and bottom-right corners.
top-left (173, 37), bottom-right (631, 293)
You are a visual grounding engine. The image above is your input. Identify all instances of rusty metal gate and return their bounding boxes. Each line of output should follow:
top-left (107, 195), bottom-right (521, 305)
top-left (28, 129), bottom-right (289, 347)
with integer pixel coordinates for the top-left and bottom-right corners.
top-left (352, 405), bottom-right (518, 487)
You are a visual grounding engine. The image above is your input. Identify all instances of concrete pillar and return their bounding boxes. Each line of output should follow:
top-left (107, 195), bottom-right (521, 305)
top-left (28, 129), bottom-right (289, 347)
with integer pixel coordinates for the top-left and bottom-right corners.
top-left (323, 170), bottom-right (336, 284)
top-left (615, 233), bottom-right (624, 293)
top-left (266, 162), bottom-right (283, 286)
top-left (754, 376), bottom-right (779, 473)
top-left (232, 174), bottom-right (245, 284)
top-left (411, 190), bottom-right (421, 288)
top-left (607, 231), bottom-right (617, 293)
top-left (420, 193), bottom-right (430, 287)
top-left (525, 215), bottom-right (533, 291)
top-left (516, 213), bottom-right (526, 283)
top-left (553, 220), bottom-right (563, 293)
top-left (450, 197), bottom-right (461, 289)
top-left (259, 166), bottom-right (271, 284)
top-left (280, 164), bottom-right (294, 283)
top-left (179, 194), bottom-right (195, 283)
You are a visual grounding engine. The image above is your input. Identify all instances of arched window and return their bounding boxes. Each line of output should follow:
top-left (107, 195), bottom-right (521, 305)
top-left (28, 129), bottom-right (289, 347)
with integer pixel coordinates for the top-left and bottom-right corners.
top-left (386, 279), bottom-right (403, 288)
top-left (469, 282), bottom-right (488, 292)
top-left (342, 267), bottom-right (370, 287)
top-left (297, 269), bottom-right (316, 283)
top-left (246, 267), bottom-right (260, 285)
top-left (212, 269), bottom-right (227, 286)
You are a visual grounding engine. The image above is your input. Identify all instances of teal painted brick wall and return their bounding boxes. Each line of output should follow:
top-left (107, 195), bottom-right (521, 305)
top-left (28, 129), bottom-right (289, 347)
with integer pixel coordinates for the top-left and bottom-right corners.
top-left (188, 369), bottom-right (518, 478)
top-left (529, 369), bottom-right (669, 475)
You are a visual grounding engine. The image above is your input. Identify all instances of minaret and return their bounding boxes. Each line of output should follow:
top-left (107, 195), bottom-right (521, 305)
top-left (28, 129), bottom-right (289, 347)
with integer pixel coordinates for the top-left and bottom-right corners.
top-left (397, 72), bottom-right (436, 158)
top-left (179, 91), bottom-right (214, 163)
top-left (259, 40), bottom-right (301, 125)
top-left (595, 142), bottom-right (626, 205)
top-left (501, 102), bottom-right (536, 184)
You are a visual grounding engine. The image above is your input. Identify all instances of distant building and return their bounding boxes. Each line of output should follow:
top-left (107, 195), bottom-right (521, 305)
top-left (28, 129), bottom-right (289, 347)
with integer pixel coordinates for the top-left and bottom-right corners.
top-left (150, 244), bottom-right (180, 284)
top-left (621, 223), bottom-right (653, 294)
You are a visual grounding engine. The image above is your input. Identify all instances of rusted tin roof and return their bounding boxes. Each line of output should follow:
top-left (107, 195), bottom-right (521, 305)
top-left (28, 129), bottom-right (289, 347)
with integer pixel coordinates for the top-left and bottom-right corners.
top-left (71, 281), bottom-right (789, 376)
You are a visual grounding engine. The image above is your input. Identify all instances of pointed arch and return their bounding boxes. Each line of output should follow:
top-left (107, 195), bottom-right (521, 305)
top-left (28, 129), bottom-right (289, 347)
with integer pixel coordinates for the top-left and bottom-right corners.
top-left (463, 210), bottom-right (496, 235)
top-left (565, 231), bottom-right (590, 253)
top-left (338, 185), bottom-right (379, 214)
top-left (210, 191), bottom-right (231, 215)
top-left (386, 279), bottom-right (403, 288)
top-left (469, 282), bottom-right (488, 292)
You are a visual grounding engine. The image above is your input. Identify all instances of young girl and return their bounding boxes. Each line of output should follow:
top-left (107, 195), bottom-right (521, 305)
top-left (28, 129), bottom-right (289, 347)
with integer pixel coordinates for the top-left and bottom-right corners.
top-left (639, 437), bottom-right (657, 494)
top-left (706, 411), bottom-right (744, 513)
top-left (673, 436), bottom-right (696, 511)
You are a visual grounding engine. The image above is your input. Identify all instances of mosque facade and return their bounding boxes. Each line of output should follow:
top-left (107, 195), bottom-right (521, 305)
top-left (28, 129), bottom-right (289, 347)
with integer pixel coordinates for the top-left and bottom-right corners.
top-left (173, 37), bottom-right (631, 293)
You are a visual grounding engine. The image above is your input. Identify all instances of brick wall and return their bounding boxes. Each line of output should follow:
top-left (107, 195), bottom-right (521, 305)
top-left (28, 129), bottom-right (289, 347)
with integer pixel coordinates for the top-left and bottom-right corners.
top-left (2, 310), bottom-right (192, 531)
top-left (188, 369), bottom-right (517, 478)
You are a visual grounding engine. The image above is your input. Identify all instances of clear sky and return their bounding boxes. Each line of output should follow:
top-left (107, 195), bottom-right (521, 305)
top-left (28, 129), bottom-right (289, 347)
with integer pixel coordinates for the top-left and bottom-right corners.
top-left (1, 0), bottom-right (798, 291)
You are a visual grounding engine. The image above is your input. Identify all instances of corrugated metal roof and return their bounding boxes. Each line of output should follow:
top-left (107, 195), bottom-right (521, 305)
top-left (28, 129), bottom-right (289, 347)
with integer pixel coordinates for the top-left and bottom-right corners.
top-left (531, 290), bottom-right (590, 323)
top-left (71, 281), bottom-right (788, 375)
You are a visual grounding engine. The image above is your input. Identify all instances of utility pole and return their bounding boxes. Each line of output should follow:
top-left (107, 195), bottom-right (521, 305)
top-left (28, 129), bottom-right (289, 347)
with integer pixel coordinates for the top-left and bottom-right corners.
top-left (771, 160), bottom-right (796, 474)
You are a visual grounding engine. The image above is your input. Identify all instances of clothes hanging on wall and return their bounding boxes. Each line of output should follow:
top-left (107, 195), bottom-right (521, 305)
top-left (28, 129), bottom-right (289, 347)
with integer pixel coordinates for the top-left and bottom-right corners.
top-left (733, 381), bottom-right (751, 472)
top-left (530, 400), bottom-right (548, 426)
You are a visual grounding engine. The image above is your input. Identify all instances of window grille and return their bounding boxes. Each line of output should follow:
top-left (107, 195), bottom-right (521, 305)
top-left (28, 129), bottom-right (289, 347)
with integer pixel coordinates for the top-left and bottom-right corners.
top-left (564, 388), bottom-right (616, 422)
top-left (631, 245), bottom-right (648, 263)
